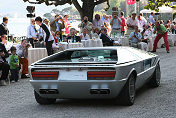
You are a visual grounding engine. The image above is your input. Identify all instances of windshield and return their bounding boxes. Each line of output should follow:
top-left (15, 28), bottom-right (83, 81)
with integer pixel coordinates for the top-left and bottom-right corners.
top-left (39, 49), bottom-right (117, 63)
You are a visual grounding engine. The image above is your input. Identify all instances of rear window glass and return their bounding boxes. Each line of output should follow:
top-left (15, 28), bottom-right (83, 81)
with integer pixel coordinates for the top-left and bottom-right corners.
top-left (40, 49), bottom-right (117, 63)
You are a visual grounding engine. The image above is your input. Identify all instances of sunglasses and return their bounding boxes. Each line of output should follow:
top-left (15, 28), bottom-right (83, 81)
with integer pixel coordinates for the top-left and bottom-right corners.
top-left (56, 34), bottom-right (60, 35)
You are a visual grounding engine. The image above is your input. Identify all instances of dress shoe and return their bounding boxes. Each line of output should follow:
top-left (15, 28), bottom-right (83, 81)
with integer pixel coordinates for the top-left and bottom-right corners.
top-left (21, 74), bottom-right (29, 79)
top-left (0, 80), bottom-right (7, 86)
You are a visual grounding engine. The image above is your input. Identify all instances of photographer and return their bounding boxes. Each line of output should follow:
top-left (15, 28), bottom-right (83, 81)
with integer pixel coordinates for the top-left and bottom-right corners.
top-left (78, 16), bottom-right (93, 38)
top-left (110, 11), bottom-right (122, 44)
top-left (16, 39), bottom-right (30, 79)
top-left (50, 14), bottom-right (65, 38)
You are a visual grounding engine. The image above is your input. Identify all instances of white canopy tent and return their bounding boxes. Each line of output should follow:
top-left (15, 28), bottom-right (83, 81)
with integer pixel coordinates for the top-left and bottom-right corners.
top-left (140, 9), bottom-right (156, 13)
top-left (140, 6), bottom-right (173, 14)
top-left (158, 6), bottom-right (173, 13)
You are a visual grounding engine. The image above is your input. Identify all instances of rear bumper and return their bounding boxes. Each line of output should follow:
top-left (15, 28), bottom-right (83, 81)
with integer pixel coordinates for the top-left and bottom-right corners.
top-left (30, 79), bottom-right (127, 99)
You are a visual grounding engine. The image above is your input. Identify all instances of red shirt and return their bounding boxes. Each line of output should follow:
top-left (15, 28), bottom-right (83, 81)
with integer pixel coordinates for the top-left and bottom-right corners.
top-left (120, 16), bottom-right (126, 31)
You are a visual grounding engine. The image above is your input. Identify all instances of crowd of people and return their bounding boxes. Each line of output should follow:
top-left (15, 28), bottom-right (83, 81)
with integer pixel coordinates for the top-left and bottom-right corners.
top-left (0, 9), bottom-right (176, 86)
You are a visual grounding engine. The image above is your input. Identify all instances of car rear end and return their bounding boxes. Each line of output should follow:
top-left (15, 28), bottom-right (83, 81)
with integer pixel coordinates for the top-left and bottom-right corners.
top-left (29, 48), bottom-right (127, 99)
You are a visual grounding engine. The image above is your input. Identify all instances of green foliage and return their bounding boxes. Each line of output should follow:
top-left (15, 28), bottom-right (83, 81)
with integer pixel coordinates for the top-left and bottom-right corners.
top-left (143, 0), bottom-right (175, 12)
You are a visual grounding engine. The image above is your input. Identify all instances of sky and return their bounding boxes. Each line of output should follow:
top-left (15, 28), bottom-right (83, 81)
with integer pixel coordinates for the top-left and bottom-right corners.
top-left (0, 0), bottom-right (78, 18)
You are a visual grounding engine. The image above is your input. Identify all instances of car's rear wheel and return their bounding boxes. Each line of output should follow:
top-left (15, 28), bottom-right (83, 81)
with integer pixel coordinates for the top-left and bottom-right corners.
top-left (149, 63), bottom-right (161, 87)
top-left (34, 91), bottom-right (56, 105)
top-left (117, 74), bottom-right (136, 106)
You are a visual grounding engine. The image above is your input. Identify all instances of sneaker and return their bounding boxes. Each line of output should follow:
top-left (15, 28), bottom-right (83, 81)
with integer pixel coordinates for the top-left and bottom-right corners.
top-left (0, 80), bottom-right (7, 86)
top-left (21, 74), bottom-right (29, 79)
top-left (167, 51), bottom-right (170, 53)
top-left (11, 80), bottom-right (15, 83)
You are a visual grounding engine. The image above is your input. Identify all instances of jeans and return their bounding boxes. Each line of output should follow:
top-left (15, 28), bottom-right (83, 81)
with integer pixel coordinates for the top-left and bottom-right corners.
top-left (0, 62), bottom-right (10, 80)
top-left (10, 68), bottom-right (19, 82)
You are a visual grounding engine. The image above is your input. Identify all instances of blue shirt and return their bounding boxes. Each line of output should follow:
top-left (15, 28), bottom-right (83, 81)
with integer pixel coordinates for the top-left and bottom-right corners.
top-left (129, 32), bottom-right (142, 43)
top-left (55, 21), bottom-right (60, 31)
top-left (27, 24), bottom-right (37, 38)
top-left (110, 18), bottom-right (122, 29)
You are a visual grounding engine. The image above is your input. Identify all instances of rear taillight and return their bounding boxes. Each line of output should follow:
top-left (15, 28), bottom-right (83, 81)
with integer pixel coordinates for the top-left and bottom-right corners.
top-left (32, 72), bottom-right (58, 80)
top-left (87, 71), bottom-right (116, 80)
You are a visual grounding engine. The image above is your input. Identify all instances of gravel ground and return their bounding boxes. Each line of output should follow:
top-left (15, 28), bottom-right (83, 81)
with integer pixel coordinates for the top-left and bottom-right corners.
top-left (0, 47), bottom-right (176, 118)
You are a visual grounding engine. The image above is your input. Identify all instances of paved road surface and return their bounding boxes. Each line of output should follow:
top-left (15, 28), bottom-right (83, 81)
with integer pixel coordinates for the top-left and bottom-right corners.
top-left (0, 47), bottom-right (176, 118)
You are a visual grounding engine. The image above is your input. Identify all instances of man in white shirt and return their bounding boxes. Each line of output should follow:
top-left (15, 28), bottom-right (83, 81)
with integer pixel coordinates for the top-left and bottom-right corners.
top-left (137, 15), bottom-right (146, 32)
top-left (93, 14), bottom-right (104, 30)
top-left (126, 13), bottom-right (138, 35)
top-left (27, 19), bottom-right (38, 48)
top-left (80, 28), bottom-right (90, 40)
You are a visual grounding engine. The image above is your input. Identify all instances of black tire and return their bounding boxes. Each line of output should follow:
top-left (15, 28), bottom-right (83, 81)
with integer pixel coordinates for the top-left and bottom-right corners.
top-left (34, 91), bottom-right (56, 105)
top-left (149, 63), bottom-right (161, 87)
top-left (117, 74), bottom-right (136, 106)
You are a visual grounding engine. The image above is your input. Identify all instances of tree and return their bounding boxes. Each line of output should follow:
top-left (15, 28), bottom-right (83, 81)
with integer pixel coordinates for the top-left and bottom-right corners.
top-left (23, 0), bottom-right (110, 22)
top-left (144, 0), bottom-right (176, 12)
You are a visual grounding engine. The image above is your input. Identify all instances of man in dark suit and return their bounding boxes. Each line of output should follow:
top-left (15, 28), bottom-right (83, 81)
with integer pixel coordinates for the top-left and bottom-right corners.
top-left (67, 28), bottom-right (81, 43)
top-left (0, 17), bottom-right (9, 36)
top-left (0, 35), bottom-right (10, 86)
top-left (99, 27), bottom-right (114, 46)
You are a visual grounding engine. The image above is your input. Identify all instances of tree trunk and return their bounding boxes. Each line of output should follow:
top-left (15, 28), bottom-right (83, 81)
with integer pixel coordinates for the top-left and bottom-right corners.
top-left (72, 0), bottom-right (95, 22)
top-left (81, 1), bottom-right (95, 22)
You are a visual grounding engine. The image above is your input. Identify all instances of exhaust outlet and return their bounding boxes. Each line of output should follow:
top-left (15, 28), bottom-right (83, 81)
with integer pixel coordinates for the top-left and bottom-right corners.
top-left (39, 89), bottom-right (59, 94)
top-left (90, 89), bottom-right (110, 94)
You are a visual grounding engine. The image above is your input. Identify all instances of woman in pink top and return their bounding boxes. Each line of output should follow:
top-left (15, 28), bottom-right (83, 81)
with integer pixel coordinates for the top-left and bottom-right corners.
top-left (120, 12), bottom-right (126, 36)
top-left (64, 15), bottom-right (71, 35)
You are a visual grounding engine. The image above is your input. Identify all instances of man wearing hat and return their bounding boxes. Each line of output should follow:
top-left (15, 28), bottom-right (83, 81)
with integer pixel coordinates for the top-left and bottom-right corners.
top-left (0, 35), bottom-right (10, 86)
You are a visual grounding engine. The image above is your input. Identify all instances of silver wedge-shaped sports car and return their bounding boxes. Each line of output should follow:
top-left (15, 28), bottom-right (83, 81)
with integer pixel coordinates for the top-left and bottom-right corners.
top-left (29, 47), bottom-right (161, 106)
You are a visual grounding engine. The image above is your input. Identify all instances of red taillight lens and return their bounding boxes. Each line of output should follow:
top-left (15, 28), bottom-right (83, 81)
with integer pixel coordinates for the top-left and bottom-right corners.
top-left (32, 72), bottom-right (58, 79)
top-left (87, 71), bottom-right (116, 80)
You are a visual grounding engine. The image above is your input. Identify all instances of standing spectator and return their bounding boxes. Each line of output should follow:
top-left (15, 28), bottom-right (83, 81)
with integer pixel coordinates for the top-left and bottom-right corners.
top-left (80, 28), bottom-right (90, 40)
top-left (50, 14), bottom-right (65, 36)
top-left (149, 12), bottom-right (155, 25)
top-left (27, 19), bottom-right (38, 48)
top-left (93, 14), bottom-right (104, 30)
top-left (35, 16), bottom-right (54, 56)
top-left (120, 11), bottom-right (126, 36)
top-left (110, 11), bottom-right (122, 43)
top-left (78, 16), bottom-right (92, 38)
top-left (126, 13), bottom-right (138, 35)
top-left (67, 28), bottom-right (81, 43)
top-left (139, 13), bottom-right (147, 24)
top-left (153, 21), bottom-right (170, 53)
top-left (64, 15), bottom-right (71, 35)
top-left (174, 15), bottom-right (176, 23)
top-left (104, 15), bottom-right (111, 35)
top-left (43, 18), bottom-right (50, 27)
top-left (0, 17), bottom-right (9, 36)
top-left (0, 35), bottom-right (10, 86)
top-left (101, 14), bottom-right (107, 25)
top-left (16, 39), bottom-right (30, 79)
top-left (137, 15), bottom-right (146, 32)
top-left (9, 46), bottom-right (19, 82)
